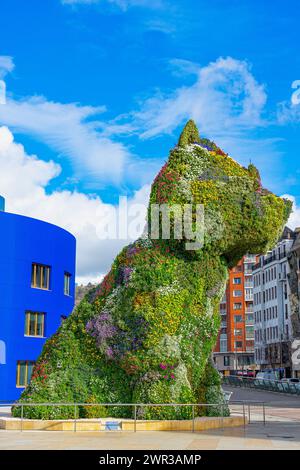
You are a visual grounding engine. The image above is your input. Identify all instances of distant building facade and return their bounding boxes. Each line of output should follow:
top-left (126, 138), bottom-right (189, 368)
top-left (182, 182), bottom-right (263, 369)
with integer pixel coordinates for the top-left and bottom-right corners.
top-left (0, 199), bottom-right (76, 401)
top-left (287, 228), bottom-right (300, 377)
top-left (75, 283), bottom-right (97, 307)
top-left (253, 227), bottom-right (296, 377)
top-left (214, 255), bottom-right (257, 374)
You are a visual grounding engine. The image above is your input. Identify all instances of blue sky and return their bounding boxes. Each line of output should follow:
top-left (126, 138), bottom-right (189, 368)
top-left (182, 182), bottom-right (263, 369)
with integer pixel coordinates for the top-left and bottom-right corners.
top-left (0, 0), bottom-right (300, 281)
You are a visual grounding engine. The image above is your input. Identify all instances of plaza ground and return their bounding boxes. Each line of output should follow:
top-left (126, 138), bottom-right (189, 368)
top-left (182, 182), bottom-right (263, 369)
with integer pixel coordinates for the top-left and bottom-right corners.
top-left (0, 386), bottom-right (299, 450)
top-left (1, 423), bottom-right (300, 450)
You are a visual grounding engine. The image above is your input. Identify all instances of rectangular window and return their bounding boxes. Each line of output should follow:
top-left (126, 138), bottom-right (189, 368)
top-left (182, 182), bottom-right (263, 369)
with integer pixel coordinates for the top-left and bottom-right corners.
top-left (31, 263), bottom-right (50, 290)
top-left (233, 302), bottom-right (242, 310)
top-left (233, 277), bottom-right (242, 284)
top-left (246, 326), bottom-right (254, 337)
top-left (235, 341), bottom-right (243, 349)
top-left (16, 360), bottom-right (35, 387)
top-left (234, 328), bottom-right (243, 336)
top-left (246, 313), bottom-right (254, 322)
top-left (64, 272), bottom-right (72, 296)
top-left (24, 311), bottom-right (45, 337)
top-left (234, 315), bottom-right (243, 323)
top-left (233, 290), bottom-right (242, 297)
top-left (224, 356), bottom-right (230, 366)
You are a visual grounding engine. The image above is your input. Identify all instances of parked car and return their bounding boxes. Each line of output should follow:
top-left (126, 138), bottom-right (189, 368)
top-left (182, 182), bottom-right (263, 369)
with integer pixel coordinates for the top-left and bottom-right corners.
top-left (280, 378), bottom-right (300, 391)
top-left (255, 370), bottom-right (279, 381)
top-left (254, 370), bottom-right (279, 388)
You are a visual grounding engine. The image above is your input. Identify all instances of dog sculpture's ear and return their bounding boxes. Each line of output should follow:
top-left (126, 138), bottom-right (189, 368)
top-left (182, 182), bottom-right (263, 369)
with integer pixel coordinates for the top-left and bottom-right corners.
top-left (178, 119), bottom-right (200, 147)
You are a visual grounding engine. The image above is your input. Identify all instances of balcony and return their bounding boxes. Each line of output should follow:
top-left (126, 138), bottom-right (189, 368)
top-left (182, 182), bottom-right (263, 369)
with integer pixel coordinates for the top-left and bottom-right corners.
top-left (253, 252), bottom-right (288, 271)
top-left (244, 282), bottom-right (253, 288)
top-left (244, 256), bottom-right (257, 263)
top-left (244, 269), bottom-right (253, 275)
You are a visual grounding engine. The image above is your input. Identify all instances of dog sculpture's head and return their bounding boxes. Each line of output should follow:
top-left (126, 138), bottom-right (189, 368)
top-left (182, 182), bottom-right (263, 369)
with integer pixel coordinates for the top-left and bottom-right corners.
top-left (149, 120), bottom-right (292, 266)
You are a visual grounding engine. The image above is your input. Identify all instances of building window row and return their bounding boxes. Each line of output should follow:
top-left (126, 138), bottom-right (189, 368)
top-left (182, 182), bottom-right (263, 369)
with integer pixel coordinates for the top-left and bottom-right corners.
top-left (253, 267), bottom-right (278, 287)
top-left (255, 326), bottom-right (279, 342)
top-left (254, 286), bottom-right (277, 305)
top-left (31, 263), bottom-right (72, 296)
top-left (267, 326), bottom-right (279, 341)
top-left (255, 306), bottom-right (278, 323)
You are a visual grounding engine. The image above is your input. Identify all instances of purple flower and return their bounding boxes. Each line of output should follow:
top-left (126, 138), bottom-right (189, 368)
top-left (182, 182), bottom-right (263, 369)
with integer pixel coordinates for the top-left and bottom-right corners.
top-left (160, 363), bottom-right (167, 370)
top-left (86, 311), bottom-right (118, 348)
top-left (127, 246), bottom-right (138, 256)
top-left (118, 266), bottom-right (134, 286)
top-left (105, 347), bottom-right (114, 359)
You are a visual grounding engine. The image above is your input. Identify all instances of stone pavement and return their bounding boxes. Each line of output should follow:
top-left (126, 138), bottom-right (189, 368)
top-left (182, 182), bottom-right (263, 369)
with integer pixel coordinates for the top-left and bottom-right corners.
top-left (0, 421), bottom-right (300, 450)
top-left (1, 387), bottom-right (299, 450)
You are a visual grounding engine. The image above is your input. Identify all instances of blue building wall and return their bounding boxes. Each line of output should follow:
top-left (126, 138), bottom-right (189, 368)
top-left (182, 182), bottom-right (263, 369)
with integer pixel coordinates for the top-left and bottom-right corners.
top-left (0, 209), bottom-right (76, 401)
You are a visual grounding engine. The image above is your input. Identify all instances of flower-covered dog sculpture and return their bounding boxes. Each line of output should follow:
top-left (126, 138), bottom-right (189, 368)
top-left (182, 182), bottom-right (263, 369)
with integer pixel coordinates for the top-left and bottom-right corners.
top-left (15, 121), bottom-right (291, 419)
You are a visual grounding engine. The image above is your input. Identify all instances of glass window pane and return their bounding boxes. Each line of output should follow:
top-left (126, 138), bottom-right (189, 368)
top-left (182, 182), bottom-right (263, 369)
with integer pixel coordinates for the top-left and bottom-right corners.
top-left (18, 361), bottom-right (26, 386)
top-left (31, 265), bottom-right (35, 287)
top-left (31, 264), bottom-right (50, 289)
top-left (24, 313), bottom-right (29, 335)
top-left (36, 264), bottom-right (42, 287)
top-left (64, 273), bottom-right (71, 295)
top-left (27, 362), bottom-right (34, 385)
top-left (36, 314), bottom-right (44, 336)
top-left (42, 267), bottom-right (47, 289)
top-left (29, 313), bottom-right (36, 336)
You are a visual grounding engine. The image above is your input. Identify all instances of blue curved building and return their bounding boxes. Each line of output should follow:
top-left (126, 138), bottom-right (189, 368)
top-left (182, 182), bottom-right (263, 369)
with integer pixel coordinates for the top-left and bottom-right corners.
top-left (0, 199), bottom-right (76, 401)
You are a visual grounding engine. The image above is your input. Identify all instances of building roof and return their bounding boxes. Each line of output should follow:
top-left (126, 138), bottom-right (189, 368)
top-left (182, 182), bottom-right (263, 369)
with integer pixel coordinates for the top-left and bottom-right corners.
top-left (280, 226), bottom-right (296, 242)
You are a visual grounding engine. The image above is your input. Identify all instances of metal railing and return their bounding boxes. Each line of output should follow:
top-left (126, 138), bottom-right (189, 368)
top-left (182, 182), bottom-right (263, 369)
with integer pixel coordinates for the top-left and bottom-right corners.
top-left (223, 375), bottom-right (300, 395)
top-left (0, 401), bottom-right (266, 432)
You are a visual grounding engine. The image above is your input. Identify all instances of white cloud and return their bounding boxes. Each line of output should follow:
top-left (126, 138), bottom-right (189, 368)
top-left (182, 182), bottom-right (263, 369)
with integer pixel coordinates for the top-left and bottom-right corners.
top-left (0, 96), bottom-right (129, 185)
top-left (129, 57), bottom-right (267, 139)
top-left (282, 194), bottom-right (300, 230)
top-left (277, 100), bottom-right (300, 124)
top-left (0, 56), bottom-right (14, 78)
top-left (0, 126), bottom-right (150, 282)
top-left (0, 56), bottom-right (269, 189)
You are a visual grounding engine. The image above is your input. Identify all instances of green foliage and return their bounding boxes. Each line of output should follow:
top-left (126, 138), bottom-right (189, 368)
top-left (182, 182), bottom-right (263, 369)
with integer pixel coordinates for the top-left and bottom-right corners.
top-left (178, 119), bottom-right (200, 147)
top-left (13, 121), bottom-right (291, 421)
